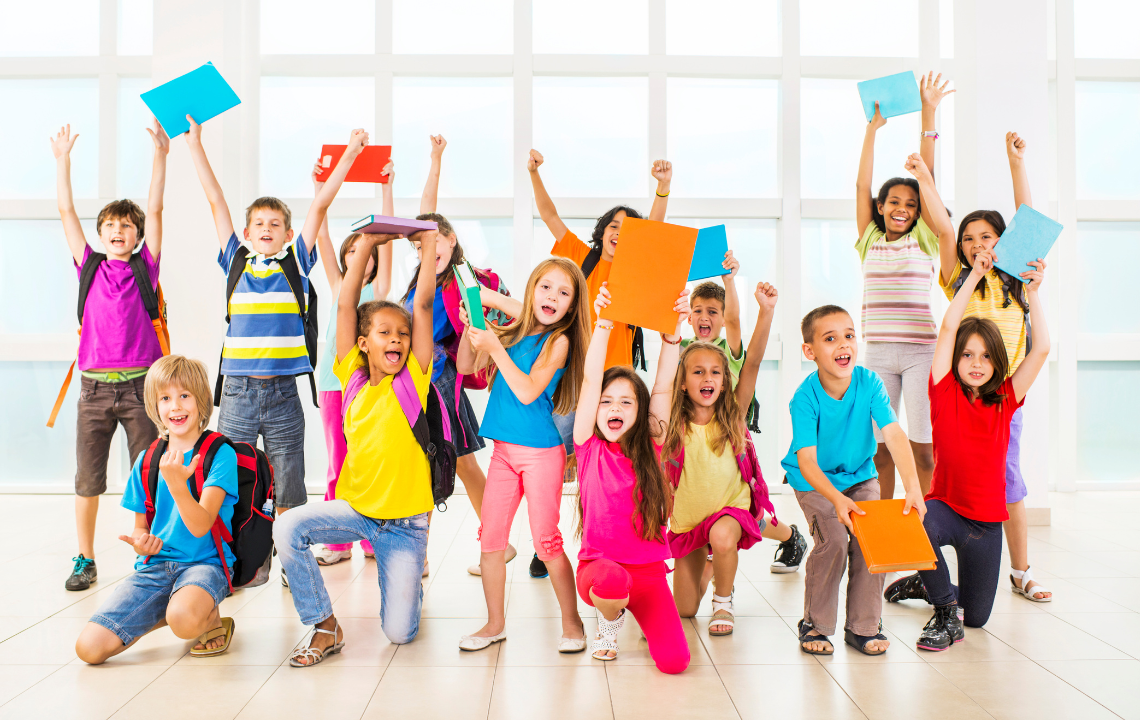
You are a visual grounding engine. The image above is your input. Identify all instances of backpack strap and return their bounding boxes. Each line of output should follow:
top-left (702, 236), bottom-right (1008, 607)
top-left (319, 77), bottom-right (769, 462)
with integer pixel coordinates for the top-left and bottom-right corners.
top-left (277, 250), bottom-right (320, 408)
top-left (393, 365), bottom-right (431, 453)
top-left (432, 383), bottom-right (453, 445)
top-left (191, 431), bottom-right (236, 593)
top-left (216, 246), bottom-right (252, 405)
top-left (128, 251), bottom-right (161, 322)
top-left (77, 251), bottom-right (106, 325)
top-left (341, 367), bottom-right (370, 418)
top-left (140, 436), bottom-right (166, 566)
top-left (664, 446), bottom-right (684, 489)
top-left (580, 244), bottom-right (603, 279)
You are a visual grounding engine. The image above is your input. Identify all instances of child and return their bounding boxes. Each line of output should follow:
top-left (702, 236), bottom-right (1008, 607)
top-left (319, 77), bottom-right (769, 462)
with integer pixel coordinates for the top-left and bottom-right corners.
top-left (75, 356), bottom-right (239, 664)
top-left (661, 281), bottom-right (789, 637)
top-left (185, 119), bottom-right (363, 542)
top-left (455, 258), bottom-right (592, 653)
top-left (310, 158), bottom-right (394, 566)
top-left (573, 282), bottom-right (689, 672)
top-left (275, 230), bottom-right (438, 666)
top-left (782, 304), bottom-right (926, 656)
top-left (932, 131), bottom-right (1052, 603)
top-left (50, 120), bottom-right (170, 591)
top-left (887, 252), bottom-right (1049, 651)
top-left (854, 72), bottom-right (954, 500)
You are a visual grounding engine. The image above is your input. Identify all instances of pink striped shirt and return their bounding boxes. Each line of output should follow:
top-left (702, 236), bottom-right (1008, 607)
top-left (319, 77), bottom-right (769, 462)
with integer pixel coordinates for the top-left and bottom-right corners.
top-left (855, 218), bottom-right (939, 344)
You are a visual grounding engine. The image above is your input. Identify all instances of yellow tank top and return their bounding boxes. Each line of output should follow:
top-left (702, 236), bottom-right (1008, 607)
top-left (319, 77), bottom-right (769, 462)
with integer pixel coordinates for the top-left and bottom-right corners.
top-left (669, 423), bottom-right (751, 534)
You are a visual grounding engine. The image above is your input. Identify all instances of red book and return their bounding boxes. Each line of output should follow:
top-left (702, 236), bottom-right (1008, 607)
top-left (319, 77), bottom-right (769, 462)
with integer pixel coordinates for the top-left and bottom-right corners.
top-left (317, 144), bottom-right (392, 183)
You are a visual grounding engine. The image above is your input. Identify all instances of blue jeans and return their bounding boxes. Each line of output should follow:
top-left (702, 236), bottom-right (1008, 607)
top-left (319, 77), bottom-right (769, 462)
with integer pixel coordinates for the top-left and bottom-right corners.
top-left (274, 500), bottom-right (428, 643)
top-left (552, 411), bottom-right (575, 455)
top-left (917, 499), bottom-right (1004, 628)
top-left (89, 562), bottom-right (229, 644)
top-left (219, 376), bottom-right (307, 509)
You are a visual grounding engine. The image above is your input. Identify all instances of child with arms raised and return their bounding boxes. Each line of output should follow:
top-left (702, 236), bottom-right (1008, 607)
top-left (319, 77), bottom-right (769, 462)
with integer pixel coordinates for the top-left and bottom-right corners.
top-left (456, 258), bottom-right (591, 653)
top-left (76, 356), bottom-right (239, 663)
top-left (274, 230), bottom-right (437, 667)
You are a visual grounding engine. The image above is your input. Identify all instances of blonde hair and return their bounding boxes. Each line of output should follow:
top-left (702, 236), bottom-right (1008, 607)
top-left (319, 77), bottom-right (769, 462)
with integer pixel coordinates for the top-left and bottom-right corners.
top-left (660, 342), bottom-right (746, 463)
top-left (475, 258), bottom-right (590, 414)
top-left (144, 356), bottom-right (213, 437)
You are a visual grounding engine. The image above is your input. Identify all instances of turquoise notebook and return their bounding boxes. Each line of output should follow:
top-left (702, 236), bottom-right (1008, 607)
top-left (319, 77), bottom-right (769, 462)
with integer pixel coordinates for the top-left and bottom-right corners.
top-left (687, 225), bottom-right (729, 281)
top-left (141, 62), bottom-right (241, 137)
top-left (857, 71), bottom-right (921, 121)
top-left (993, 205), bottom-right (1063, 283)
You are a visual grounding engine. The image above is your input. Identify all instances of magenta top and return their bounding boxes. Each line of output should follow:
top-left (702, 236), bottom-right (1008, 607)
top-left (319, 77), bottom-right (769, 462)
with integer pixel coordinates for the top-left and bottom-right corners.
top-left (75, 245), bottom-right (163, 371)
top-left (576, 435), bottom-right (670, 565)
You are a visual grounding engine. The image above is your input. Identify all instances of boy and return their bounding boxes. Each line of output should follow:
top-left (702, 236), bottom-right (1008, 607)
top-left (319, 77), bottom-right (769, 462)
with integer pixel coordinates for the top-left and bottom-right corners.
top-left (184, 117), bottom-right (367, 554)
top-left (75, 355), bottom-right (239, 664)
top-left (781, 305), bottom-right (926, 656)
top-left (51, 120), bottom-right (170, 591)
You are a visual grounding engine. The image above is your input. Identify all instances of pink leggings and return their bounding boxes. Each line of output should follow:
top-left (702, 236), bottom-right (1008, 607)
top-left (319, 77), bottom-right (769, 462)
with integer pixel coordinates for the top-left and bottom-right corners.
top-left (318, 390), bottom-right (372, 554)
top-left (576, 559), bottom-right (690, 675)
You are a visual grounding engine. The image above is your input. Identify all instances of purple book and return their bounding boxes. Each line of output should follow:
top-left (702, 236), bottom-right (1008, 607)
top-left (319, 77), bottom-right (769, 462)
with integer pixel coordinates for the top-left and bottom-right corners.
top-left (351, 215), bottom-right (438, 235)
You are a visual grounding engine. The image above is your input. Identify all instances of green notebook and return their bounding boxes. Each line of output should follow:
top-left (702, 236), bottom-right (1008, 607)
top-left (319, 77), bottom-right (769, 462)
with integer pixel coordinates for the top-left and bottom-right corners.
top-left (453, 263), bottom-right (485, 330)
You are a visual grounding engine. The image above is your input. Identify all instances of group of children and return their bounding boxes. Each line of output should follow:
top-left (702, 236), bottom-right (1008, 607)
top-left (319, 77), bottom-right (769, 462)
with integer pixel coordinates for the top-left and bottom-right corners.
top-left (63, 69), bottom-right (1053, 671)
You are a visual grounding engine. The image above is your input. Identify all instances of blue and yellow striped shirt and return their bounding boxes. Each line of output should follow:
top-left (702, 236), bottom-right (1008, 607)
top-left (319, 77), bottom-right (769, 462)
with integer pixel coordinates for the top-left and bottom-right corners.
top-left (218, 233), bottom-right (317, 377)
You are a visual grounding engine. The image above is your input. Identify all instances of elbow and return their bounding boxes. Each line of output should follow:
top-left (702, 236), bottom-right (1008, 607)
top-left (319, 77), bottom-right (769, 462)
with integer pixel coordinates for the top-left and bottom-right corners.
top-left (187, 523), bottom-right (210, 539)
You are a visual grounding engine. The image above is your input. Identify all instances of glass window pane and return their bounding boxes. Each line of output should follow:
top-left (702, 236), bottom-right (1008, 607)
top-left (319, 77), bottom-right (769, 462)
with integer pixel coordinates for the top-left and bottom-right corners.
top-left (801, 78), bottom-right (920, 199)
top-left (937, 91), bottom-right (954, 203)
top-left (0, 362), bottom-right (82, 485)
top-left (0, 221), bottom-right (84, 335)
top-left (666, 78), bottom-right (778, 198)
top-left (1075, 0), bottom-right (1140, 58)
top-left (0, 80), bottom-right (99, 200)
top-left (259, 77), bottom-right (375, 200)
top-left (118, 77), bottom-right (155, 199)
top-left (1078, 362), bottom-right (1140, 483)
top-left (118, 0), bottom-right (153, 55)
top-left (665, 0), bottom-right (778, 56)
top-left (533, 77), bottom-right (648, 197)
top-left (800, 0), bottom-right (918, 57)
top-left (260, 0), bottom-right (375, 55)
top-left (392, 78), bottom-right (513, 199)
top-left (940, 0), bottom-right (953, 58)
top-left (393, 0), bottom-right (512, 54)
top-left (1077, 222), bottom-right (1140, 334)
top-left (801, 219), bottom-right (863, 326)
top-left (533, 0), bottom-right (648, 54)
top-left (0, 1), bottom-right (99, 56)
top-left (1076, 82), bottom-right (1140, 199)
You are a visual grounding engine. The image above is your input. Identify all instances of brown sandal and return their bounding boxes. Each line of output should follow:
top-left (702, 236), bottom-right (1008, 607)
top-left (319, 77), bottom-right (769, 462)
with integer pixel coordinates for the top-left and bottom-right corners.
top-left (190, 617), bottom-right (235, 657)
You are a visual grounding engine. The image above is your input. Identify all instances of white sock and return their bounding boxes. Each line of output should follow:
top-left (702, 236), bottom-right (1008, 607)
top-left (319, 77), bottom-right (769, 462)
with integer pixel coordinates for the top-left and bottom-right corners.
top-left (712, 593), bottom-right (732, 604)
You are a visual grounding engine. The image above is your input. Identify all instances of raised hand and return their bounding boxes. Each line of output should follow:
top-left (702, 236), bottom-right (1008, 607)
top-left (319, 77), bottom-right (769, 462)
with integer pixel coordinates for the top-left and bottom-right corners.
top-left (970, 249), bottom-right (995, 276)
top-left (382, 159), bottom-right (395, 183)
top-left (359, 233), bottom-right (400, 246)
top-left (119, 532), bottom-right (163, 556)
top-left (754, 281), bottom-right (778, 311)
top-left (721, 250), bottom-right (740, 279)
top-left (869, 102), bottom-right (887, 131)
top-left (184, 115), bottom-right (202, 145)
top-left (1006, 131), bottom-right (1027, 163)
top-left (1021, 258), bottom-right (1046, 293)
top-left (146, 118), bottom-right (170, 155)
top-left (904, 152), bottom-right (932, 182)
top-left (430, 134), bottom-right (447, 159)
top-left (651, 160), bottom-right (673, 185)
top-left (920, 71), bottom-right (955, 110)
top-left (672, 289), bottom-right (690, 323)
top-left (527, 149), bottom-right (544, 172)
top-left (347, 128), bottom-right (369, 155)
top-left (594, 281), bottom-right (612, 319)
top-left (312, 159), bottom-right (326, 191)
top-left (159, 450), bottom-right (200, 490)
top-left (49, 124), bottom-right (79, 159)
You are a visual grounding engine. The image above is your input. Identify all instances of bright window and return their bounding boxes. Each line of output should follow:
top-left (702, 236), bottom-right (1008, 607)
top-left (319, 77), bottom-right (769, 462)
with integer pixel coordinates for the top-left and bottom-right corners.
top-left (1077, 223), bottom-right (1140, 334)
top-left (118, 77), bottom-right (155, 199)
top-left (665, 0), bottom-right (779, 56)
top-left (1078, 362), bottom-right (1140, 482)
top-left (533, 0), bottom-right (648, 54)
top-left (0, 1), bottom-right (100, 56)
top-left (118, 0), bottom-right (153, 56)
top-left (1074, 0), bottom-right (1140, 59)
top-left (0, 221), bottom-right (82, 335)
top-left (0, 362), bottom-right (81, 484)
top-left (800, 219), bottom-right (863, 325)
top-left (393, 0), bottom-right (513, 54)
top-left (1075, 82), bottom-right (1140, 199)
top-left (800, 0), bottom-right (918, 57)
top-left (260, 0), bottom-right (375, 55)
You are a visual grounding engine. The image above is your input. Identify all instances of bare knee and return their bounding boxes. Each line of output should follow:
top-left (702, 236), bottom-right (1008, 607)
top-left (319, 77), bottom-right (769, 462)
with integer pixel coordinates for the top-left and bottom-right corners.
top-left (166, 604), bottom-right (210, 639)
top-left (912, 444), bottom-right (934, 474)
top-left (709, 528), bottom-right (739, 557)
top-left (75, 625), bottom-right (119, 665)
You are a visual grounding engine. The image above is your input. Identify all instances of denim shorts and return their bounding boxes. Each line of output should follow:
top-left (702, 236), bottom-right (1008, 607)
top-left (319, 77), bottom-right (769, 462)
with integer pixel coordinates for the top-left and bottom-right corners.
top-left (89, 562), bottom-right (229, 644)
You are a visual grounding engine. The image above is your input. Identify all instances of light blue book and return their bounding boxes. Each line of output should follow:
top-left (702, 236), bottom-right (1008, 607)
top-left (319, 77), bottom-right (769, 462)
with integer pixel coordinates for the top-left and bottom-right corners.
top-left (857, 71), bottom-right (921, 121)
top-left (993, 205), bottom-right (1063, 283)
top-left (141, 62), bottom-right (241, 137)
top-left (688, 225), bottom-right (729, 281)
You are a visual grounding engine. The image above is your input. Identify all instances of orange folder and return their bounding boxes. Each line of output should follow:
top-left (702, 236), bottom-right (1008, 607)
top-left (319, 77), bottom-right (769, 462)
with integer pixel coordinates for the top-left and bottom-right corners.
top-left (849, 499), bottom-right (938, 574)
top-left (600, 218), bottom-right (699, 335)
top-left (317, 144), bottom-right (392, 183)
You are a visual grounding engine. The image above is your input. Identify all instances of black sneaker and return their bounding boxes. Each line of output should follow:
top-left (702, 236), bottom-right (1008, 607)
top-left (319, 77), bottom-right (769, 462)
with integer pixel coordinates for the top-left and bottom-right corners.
top-left (770, 524), bottom-right (807, 573)
top-left (281, 565), bottom-right (289, 590)
top-left (65, 555), bottom-right (97, 591)
top-left (884, 573), bottom-right (930, 603)
top-left (916, 604), bottom-right (964, 651)
top-left (529, 553), bottom-right (548, 579)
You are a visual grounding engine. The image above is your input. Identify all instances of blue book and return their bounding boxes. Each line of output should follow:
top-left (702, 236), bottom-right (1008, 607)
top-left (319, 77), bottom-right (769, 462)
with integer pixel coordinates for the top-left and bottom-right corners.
top-left (857, 71), bottom-right (921, 121)
top-left (687, 225), bottom-right (729, 281)
top-left (993, 205), bottom-right (1063, 283)
top-left (141, 62), bottom-right (241, 137)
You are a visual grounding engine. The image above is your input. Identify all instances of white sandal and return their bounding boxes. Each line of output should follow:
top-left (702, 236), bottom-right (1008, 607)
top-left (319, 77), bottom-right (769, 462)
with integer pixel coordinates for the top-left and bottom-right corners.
top-left (592, 609), bottom-right (625, 661)
top-left (709, 593), bottom-right (735, 636)
top-left (289, 620), bottom-right (344, 667)
top-left (1010, 567), bottom-right (1053, 602)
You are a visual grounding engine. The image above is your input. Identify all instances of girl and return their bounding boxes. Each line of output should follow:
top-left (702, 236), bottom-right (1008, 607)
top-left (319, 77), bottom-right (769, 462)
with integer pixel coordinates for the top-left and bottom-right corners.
top-left (855, 72), bottom-right (954, 500)
top-left (662, 281), bottom-right (791, 636)
top-left (887, 250), bottom-right (1049, 651)
top-left (275, 230), bottom-right (437, 667)
top-left (574, 282), bottom-right (689, 672)
top-left (455, 258), bottom-right (591, 653)
top-left (311, 159), bottom-right (394, 566)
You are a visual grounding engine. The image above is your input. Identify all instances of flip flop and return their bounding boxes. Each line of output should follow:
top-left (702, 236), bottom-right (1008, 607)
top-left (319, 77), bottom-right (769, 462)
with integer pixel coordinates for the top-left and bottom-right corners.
top-left (844, 628), bottom-right (889, 656)
top-left (190, 617), bottom-right (235, 657)
top-left (798, 620), bottom-right (833, 655)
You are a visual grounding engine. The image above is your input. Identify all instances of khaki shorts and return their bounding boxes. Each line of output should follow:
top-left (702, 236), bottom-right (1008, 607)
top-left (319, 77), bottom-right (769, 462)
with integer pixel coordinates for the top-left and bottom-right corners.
top-left (75, 374), bottom-right (157, 497)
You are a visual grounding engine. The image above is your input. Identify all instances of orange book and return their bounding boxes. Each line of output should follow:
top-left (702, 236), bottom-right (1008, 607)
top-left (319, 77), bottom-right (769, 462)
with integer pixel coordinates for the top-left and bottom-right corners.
top-left (317, 144), bottom-right (392, 183)
top-left (600, 218), bottom-right (699, 335)
top-left (849, 499), bottom-right (938, 574)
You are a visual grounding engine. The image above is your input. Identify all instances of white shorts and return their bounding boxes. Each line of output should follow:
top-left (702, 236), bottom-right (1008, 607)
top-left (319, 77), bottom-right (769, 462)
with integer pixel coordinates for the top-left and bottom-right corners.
top-left (865, 341), bottom-right (936, 444)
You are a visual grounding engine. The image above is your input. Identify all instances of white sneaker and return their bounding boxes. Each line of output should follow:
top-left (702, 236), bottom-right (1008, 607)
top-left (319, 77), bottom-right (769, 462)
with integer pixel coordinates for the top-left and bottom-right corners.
top-left (313, 546), bottom-right (352, 566)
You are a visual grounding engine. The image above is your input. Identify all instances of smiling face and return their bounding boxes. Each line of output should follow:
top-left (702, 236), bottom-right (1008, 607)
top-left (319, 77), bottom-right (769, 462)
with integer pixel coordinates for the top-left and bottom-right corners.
top-left (689, 296), bottom-right (725, 342)
top-left (244, 208), bottom-right (293, 256)
top-left (412, 231), bottom-right (457, 275)
top-left (98, 214), bottom-right (140, 260)
top-left (156, 382), bottom-right (201, 442)
top-left (359, 306), bottom-right (412, 376)
top-left (876, 184), bottom-right (920, 237)
top-left (681, 348), bottom-right (726, 409)
top-left (532, 267), bottom-right (575, 326)
top-left (956, 333), bottom-right (995, 394)
top-left (597, 377), bottom-right (638, 442)
top-left (600, 210), bottom-right (627, 261)
top-left (959, 219), bottom-right (1001, 265)
top-left (803, 312), bottom-right (858, 379)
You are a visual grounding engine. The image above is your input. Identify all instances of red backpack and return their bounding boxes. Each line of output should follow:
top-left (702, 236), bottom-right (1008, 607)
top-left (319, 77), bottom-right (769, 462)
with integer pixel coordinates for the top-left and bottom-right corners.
top-left (440, 263), bottom-right (512, 392)
top-left (663, 434), bottom-right (775, 523)
top-left (140, 431), bottom-right (275, 592)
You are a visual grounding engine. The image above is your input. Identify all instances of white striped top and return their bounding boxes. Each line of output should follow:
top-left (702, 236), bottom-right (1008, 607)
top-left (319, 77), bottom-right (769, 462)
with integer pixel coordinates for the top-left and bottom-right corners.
top-left (855, 218), bottom-right (939, 344)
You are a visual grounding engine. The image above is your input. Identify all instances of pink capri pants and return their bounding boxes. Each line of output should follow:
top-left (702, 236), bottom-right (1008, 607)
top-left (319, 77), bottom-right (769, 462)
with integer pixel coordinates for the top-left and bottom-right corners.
top-left (479, 441), bottom-right (566, 560)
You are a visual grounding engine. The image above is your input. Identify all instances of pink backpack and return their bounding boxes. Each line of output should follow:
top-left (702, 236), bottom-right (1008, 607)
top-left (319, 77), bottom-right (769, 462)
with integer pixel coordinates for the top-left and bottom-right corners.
top-left (663, 434), bottom-right (775, 523)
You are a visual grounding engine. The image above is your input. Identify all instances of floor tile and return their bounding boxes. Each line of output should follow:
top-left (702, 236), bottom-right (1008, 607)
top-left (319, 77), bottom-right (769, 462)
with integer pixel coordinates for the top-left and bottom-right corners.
top-left (362, 665), bottom-right (495, 720)
top-left (697, 616), bottom-right (817, 665)
top-left (0, 617), bottom-right (94, 665)
top-left (610, 615), bottom-right (712, 667)
top-left (881, 615), bottom-right (1028, 663)
top-left (0, 664), bottom-right (164, 720)
top-left (981, 613), bottom-right (1130, 662)
top-left (495, 616), bottom-right (598, 667)
top-left (0, 664), bottom-right (63, 707)
top-left (719, 663), bottom-right (867, 720)
top-left (234, 665), bottom-right (386, 719)
top-left (1039, 659), bottom-right (1140, 720)
top-left (387, 619), bottom-right (502, 667)
top-left (606, 664), bottom-right (740, 720)
top-left (110, 664), bottom-right (277, 719)
top-left (933, 660), bottom-right (1120, 720)
top-left (823, 661), bottom-right (992, 720)
top-left (172, 617), bottom-right (309, 666)
top-left (1051, 612), bottom-right (1140, 659)
top-left (488, 666), bottom-right (612, 720)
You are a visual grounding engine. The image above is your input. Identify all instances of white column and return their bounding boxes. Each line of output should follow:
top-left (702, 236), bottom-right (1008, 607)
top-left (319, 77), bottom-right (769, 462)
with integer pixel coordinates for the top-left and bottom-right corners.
top-left (955, 0), bottom-right (1052, 524)
top-left (513, 0), bottom-right (535, 282)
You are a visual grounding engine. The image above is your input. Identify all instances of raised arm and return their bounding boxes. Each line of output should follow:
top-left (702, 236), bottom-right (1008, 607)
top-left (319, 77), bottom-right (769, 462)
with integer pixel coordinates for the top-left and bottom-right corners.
top-left (721, 251), bottom-right (742, 355)
top-left (312, 161), bottom-right (343, 294)
top-left (1007, 132), bottom-right (1032, 210)
top-left (528, 150), bottom-right (570, 244)
top-left (373, 159), bottom-right (395, 300)
top-left (300, 128), bottom-right (368, 255)
top-left (143, 119), bottom-right (170, 259)
top-left (856, 103), bottom-right (886, 236)
top-left (184, 116), bottom-right (236, 249)
top-left (919, 71), bottom-right (955, 181)
top-left (650, 290), bottom-right (689, 442)
top-left (1010, 259), bottom-right (1050, 402)
top-left (420, 135), bottom-right (445, 215)
top-left (905, 153), bottom-right (954, 243)
top-left (337, 232), bottom-right (398, 361)
top-left (932, 252), bottom-right (990, 383)
top-left (409, 229), bottom-right (438, 371)
top-left (648, 160), bottom-right (673, 222)
top-left (574, 289), bottom-right (613, 445)
top-left (480, 285), bottom-right (523, 319)
top-left (156, 452), bottom-right (227, 538)
top-left (50, 124), bottom-right (88, 265)
top-left (735, 282), bottom-right (777, 408)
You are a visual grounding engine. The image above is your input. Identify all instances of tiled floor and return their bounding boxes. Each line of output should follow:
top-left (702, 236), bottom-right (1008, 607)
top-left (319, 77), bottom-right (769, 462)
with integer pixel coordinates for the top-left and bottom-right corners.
top-left (3, 490), bottom-right (1140, 719)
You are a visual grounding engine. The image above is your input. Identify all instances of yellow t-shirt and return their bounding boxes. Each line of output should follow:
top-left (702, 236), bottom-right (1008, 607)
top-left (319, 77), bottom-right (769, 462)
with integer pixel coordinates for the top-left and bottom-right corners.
top-left (669, 423), bottom-right (751, 534)
top-left (333, 346), bottom-right (434, 519)
top-left (939, 262), bottom-right (1027, 374)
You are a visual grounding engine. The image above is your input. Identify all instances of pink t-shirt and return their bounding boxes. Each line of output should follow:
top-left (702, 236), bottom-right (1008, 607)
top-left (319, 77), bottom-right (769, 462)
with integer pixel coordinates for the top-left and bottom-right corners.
top-left (75, 245), bottom-right (163, 371)
top-left (576, 435), bottom-right (670, 565)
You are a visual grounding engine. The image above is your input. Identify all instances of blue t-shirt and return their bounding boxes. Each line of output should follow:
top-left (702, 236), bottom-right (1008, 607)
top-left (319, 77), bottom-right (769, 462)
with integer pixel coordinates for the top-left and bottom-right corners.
top-left (404, 282), bottom-right (454, 382)
top-left (121, 444), bottom-right (240, 571)
top-left (479, 333), bottom-right (565, 448)
top-left (318, 284), bottom-right (375, 392)
top-left (780, 365), bottom-right (897, 493)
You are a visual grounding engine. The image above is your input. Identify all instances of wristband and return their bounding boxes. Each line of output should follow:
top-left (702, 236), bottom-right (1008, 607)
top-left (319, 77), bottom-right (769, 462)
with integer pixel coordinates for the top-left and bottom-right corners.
top-left (595, 320), bottom-right (614, 330)
top-left (661, 334), bottom-right (681, 345)
top-left (921, 130), bottom-right (939, 140)
top-left (656, 190), bottom-right (670, 197)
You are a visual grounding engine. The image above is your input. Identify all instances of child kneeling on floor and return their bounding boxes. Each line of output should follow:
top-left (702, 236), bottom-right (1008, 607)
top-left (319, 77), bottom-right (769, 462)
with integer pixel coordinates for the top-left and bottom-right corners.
top-left (76, 356), bottom-right (239, 664)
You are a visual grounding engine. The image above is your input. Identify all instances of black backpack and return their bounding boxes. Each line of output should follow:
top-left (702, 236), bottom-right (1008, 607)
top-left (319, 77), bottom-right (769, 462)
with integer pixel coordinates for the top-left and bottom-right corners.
top-left (581, 245), bottom-right (646, 371)
top-left (141, 431), bottom-right (276, 591)
top-left (216, 244), bottom-right (319, 407)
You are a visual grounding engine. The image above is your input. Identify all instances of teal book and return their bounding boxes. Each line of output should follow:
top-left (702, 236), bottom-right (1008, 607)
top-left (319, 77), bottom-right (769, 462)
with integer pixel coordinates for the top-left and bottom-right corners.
top-left (857, 71), bottom-right (921, 121)
top-left (454, 263), bottom-right (485, 330)
top-left (993, 205), bottom-right (1063, 282)
top-left (141, 62), bottom-right (240, 137)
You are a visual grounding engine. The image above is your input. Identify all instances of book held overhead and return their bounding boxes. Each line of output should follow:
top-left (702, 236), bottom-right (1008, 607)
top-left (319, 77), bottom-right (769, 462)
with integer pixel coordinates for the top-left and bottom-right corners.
top-left (318, 145), bottom-right (393, 183)
top-left (141, 62), bottom-right (241, 137)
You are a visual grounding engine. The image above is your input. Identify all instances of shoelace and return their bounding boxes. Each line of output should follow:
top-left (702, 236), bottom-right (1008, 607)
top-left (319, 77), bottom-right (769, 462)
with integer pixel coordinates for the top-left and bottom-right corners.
top-left (71, 555), bottom-right (94, 574)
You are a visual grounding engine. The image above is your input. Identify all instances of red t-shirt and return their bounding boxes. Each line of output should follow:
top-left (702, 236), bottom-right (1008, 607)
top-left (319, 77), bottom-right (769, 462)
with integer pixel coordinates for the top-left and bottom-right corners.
top-left (927, 372), bottom-right (1023, 522)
